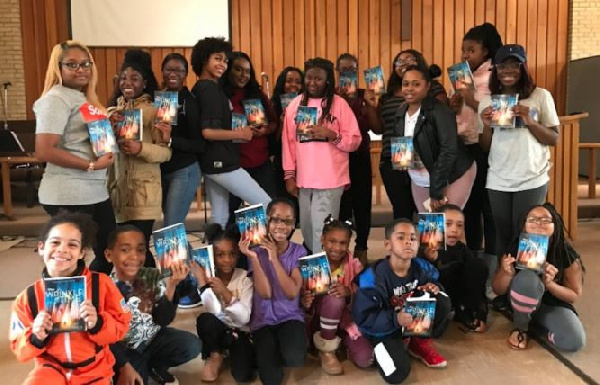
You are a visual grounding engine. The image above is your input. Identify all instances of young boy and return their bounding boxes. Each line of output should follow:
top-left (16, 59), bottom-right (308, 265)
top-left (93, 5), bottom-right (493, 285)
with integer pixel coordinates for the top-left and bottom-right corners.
top-left (105, 225), bottom-right (202, 385)
top-left (352, 218), bottom-right (451, 384)
top-left (10, 212), bottom-right (131, 385)
top-left (420, 205), bottom-right (489, 332)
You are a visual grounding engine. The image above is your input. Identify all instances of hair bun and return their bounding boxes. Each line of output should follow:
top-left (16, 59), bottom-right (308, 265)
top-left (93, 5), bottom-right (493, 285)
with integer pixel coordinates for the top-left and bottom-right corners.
top-left (124, 49), bottom-right (152, 68)
top-left (429, 64), bottom-right (442, 79)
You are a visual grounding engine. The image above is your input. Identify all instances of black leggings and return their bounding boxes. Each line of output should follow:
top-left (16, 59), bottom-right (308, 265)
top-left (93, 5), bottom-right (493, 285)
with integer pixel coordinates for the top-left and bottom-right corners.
top-left (379, 161), bottom-right (417, 220)
top-left (340, 150), bottom-right (372, 250)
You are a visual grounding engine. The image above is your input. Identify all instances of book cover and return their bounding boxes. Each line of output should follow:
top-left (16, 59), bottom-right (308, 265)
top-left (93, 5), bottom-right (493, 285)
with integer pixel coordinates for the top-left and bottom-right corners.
top-left (190, 244), bottom-right (215, 278)
top-left (363, 66), bottom-right (386, 96)
top-left (391, 136), bottom-right (413, 170)
top-left (88, 118), bottom-right (119, 157)
top-left (298, 252), bottom-right (332, 295)
top-left (243, 99), bottom-right (268, 126)
top-left (295, 106), bottom-right (323, 143)
top-left (403, 293), bottom-right (436, 337)
top-left (152, 223), bottom-right (189, 277)
top-left (280, 92), bottom-right (298, 110)
top-left (339, 71), bottom-right (358, 96)
top-left (154, 91), bottom-right (178, 125)
top-left (231, 112), bottom-right (249, 144)
top-left (234, 204), bottom-right (268, 247)
top-left (490, 94), bottom-right (519, 129)
top-left (117, 109), bottom-right (143, 142)
top-left (447, 62), bottom-right (475, 91)
top-left (515, 107), bottom-right (539, 128)
top-left (418, 213), bottom-right (446, 250)
top-left (44, 276), bottom-right (86, 333)
top-left (516, 233), bottom-right (549, 273)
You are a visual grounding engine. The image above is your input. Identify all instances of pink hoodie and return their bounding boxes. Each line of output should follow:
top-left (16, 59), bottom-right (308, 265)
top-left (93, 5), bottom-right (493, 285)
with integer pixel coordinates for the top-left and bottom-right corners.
top-left (282, 94), bottom-right (361, 189)
top-left (456, 59), bottom-right (492, 144)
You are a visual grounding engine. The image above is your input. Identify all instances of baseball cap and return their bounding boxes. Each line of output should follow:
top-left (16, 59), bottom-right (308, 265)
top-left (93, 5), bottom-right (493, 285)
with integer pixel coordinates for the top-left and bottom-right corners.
top-left (494, 44), bottom-right (527, 64)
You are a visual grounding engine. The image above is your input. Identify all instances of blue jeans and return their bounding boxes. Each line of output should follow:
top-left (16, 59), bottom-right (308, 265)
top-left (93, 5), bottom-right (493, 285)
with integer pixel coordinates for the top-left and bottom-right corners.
top-left (204, 168), bottom-right (271, 227)
top-left (161, 162), bottom-right (201, 227)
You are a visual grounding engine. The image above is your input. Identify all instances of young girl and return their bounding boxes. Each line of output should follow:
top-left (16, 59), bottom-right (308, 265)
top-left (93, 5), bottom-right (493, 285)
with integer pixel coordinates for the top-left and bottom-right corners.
top-left (491, 203), bottom-right (585, 352)
top-left (282, 57), bottom-right (362, 254)
top-left (451, 23), bottom-right (503, 254)
top-left (479, 44), bottom-right (560, 250)
top-left (399, 66), bottom-right (476, 212)
top-left (193, 224), bottom-right (254, 383)
top-left (240, 198), bottom-right (307, 385)
top-left (367, 50), bottom-right (447, 220)
top-left (10, 212), bottom-right (131, 384)
top-left (301, 216), bottom-right (373, 375)
top-left (221, 51), bottom-right (278, 215)
top-left (34, 41), bottom-right (116, 274)
top-left (107, 49), bottom-right (172, 267)
top-left (190, 37), bottom-right (271, 228)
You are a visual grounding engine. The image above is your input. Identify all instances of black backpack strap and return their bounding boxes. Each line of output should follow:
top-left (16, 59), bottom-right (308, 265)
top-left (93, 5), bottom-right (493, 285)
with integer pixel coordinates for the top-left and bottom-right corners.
top-left (91, 272), bottom-right (99, 310)
top-left (26, 284), bottom-right (38, 318)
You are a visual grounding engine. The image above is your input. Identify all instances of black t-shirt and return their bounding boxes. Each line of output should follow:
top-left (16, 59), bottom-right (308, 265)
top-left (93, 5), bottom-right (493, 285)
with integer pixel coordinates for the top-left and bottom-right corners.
top-left (192, 79), bottom-right (239, 174)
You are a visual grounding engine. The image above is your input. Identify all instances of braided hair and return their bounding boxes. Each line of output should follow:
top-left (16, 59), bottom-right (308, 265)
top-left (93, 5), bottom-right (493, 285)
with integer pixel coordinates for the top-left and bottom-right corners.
top-left (302, 57), bottom-right (336, 125)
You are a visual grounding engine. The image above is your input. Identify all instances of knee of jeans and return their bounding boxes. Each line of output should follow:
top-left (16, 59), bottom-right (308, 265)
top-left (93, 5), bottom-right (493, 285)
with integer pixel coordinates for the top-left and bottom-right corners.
top-left (349, 343), bottom-right (374, 368)
top-left (196, 312), bottom-right (218, 331)
top-left (551, 326), bottom-right (586, 352)
top-left (185, 337), bottom-right (203, 360)
top-left (435, 293), bottom-right (452, 318)
top-left (282, 346), bottom-right (306, 368)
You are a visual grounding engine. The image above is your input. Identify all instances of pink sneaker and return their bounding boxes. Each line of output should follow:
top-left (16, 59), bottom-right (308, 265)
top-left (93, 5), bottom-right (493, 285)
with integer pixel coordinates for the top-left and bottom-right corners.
top-left (408, 337), bottom-right (447, 368)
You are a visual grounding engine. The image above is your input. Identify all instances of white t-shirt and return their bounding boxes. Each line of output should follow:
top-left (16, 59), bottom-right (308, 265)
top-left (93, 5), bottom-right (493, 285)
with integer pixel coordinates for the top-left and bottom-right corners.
top-left (477, 87), bottom-right (560, 192)
top-left (404, 107), bottom-right (430, 187)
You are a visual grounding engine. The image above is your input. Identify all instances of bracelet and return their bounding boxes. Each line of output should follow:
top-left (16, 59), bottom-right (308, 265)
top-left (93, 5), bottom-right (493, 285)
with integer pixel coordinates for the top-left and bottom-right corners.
top-left (86, 161), bottom-right (95, 172)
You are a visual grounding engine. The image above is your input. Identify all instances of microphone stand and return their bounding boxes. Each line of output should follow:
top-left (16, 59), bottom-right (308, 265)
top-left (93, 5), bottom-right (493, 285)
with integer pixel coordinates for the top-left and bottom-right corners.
top-left (1, 82), bottom-right (11, 130)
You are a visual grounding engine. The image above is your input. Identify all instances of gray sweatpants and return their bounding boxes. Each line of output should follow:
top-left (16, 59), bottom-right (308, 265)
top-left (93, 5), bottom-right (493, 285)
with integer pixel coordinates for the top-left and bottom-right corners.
top-left (509, 269), bottom-right (586, 352)
top-left (298, 187), bottom-right (344, 253)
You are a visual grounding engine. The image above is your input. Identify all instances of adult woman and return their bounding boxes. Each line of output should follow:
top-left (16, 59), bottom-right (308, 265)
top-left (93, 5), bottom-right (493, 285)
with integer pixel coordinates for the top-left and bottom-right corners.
top-left (492, 203), bottom-right (585, 352)
top-left (367, 50), bottom-right (448, 219)
top-left (34, 41), bottom-right (115, 274)
top-left (159, 53), bottom-right (204, 227)
top-left (190, 37), bottom-right (271, 228)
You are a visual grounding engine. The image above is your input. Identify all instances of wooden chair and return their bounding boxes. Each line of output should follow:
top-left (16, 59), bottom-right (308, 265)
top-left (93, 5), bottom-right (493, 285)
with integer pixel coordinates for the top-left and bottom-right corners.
top-left (579, 143), bottom-right (600, 199)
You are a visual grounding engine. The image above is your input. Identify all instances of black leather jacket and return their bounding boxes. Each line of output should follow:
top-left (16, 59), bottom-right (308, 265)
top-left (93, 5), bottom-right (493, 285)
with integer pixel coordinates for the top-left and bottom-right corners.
top-left (393, 97), bottom-right (473, 199)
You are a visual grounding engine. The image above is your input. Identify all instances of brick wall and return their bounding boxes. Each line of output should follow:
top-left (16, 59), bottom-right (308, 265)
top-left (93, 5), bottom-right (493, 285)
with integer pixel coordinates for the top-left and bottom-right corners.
top-left (570, 0), bottom-right (600, 60)
top-left (0, 0), bottom-right (26, 120)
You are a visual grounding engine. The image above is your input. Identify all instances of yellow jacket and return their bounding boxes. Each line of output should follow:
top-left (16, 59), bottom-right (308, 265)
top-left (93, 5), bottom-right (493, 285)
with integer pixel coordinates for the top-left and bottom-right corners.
top-left (107, 94), bottom-right (172, 222)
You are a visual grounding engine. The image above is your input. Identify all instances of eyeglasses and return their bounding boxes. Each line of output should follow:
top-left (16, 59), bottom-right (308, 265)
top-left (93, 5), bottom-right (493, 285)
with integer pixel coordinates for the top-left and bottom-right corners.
top-left (526, 216), bottom-right (554, 225)
top-left (269, 217), bottom-right (295, 226)
top-left (60, 61), bottom-right (93, 71)
top-left (495, 62), bottom-right (522, 71)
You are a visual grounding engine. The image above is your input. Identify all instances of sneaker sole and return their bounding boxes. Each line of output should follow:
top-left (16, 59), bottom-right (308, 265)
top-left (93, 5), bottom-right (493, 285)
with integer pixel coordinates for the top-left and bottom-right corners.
top-left (407, 349), bottom-right (447, 368)
top-left (178, 302), bottom-right (203, 309)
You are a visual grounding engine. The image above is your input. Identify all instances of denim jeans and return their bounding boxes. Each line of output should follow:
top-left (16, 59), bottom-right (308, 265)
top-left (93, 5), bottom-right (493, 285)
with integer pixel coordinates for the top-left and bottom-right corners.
top-left (204, 168), bottom-right (271, 227)
top-left (161, 162), bottom-right (201, 227)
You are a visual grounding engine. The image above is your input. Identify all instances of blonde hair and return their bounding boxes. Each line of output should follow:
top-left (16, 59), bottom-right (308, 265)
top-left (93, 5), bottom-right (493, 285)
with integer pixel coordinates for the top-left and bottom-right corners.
top-left (42, 40), bottom-right (104, 109)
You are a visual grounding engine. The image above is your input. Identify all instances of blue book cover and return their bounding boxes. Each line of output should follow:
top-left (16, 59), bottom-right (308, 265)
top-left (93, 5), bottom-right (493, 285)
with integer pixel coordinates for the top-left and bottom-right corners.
top-left (403, 293), bottom-right (436, 337)
top-left (298, 252), bottom-right (331, 295)
top-left (190, 245), bottom-right (215, 278)
top-left (231, 112), bottom-right (249, 143)
top-left (391, 136), bottom-right (413, 170)
top-left (154, 91), bottom-right (178, 125)
top-left (44, 276), bottom-right (86, 333)
top-left (516, 233), bottom-right (549, 273)
top-left (243, 99), bottom-right (268, 126)
top-left (491, 94), bottom-right (519, 129)
top-left (339, 71), bottom-right (358, 96)
top-left (117, 109), bottom-right (143, 142)
top-left (234, 204), bottom-right (268, 247)
top-left (515, 107), bottom-right (539, 128)
top-left (280, 92), bottom-right (298, 110)
top-left (363, 66), bottom-right (385, 95)
top-left (152, 223), bottom-right (189, 277)
top-left (418, 213), bottom-right (446, 251)
top-left (447, 62), bottom-right (475, 91)
top-left (295, 106), bottom-right (322, 143)
top-left (88, 118), bottom-right (118, 157)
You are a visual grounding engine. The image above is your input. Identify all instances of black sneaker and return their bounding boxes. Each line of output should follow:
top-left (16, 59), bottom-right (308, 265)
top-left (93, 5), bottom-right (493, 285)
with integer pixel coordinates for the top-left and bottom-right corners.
top-left (150, 367), bottom-right (179, 385)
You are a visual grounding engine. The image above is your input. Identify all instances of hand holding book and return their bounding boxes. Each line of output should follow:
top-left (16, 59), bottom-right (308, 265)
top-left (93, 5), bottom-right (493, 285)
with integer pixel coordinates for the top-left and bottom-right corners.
top-left (79, 300), bottom-right (98, 330)
top-left (190, 260), bottom-right (209, 287)
top-left (259, 234), bottom-right (278, 261)
top-left (512, 104), bottom-right (534, 127)
top-left (154, 121), bottom-right (172, 143)
top-left (120, 140), bottom-right (142, 156)
top-left (500, 253), bottom-right (517, 276)
top-left (543, 263), bottom-right (559, 286)
top-left (329, 282), bottom-right (351, 298)
top-left (32, 311), bottom-right (53, 341)
top-left (301, 290), bottom-right (315, 310)
top-left (417, 283), bottom-right (440, 295)
top-left (397, 311), bottom-right (413, 329)
top-left (308, 125), bottom-right (337, 142)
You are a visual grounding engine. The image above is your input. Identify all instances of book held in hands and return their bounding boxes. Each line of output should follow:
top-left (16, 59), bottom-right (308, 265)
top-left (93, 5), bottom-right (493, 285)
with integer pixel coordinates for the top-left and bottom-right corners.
top-left (418, 213), bottom-right (446, 250)
top-left (391, 136), bottom-right (413, 170)
top-left (402, 292), bottom-right (436, 337)
top-left (235, 204), bottom-right (268, 248)
top-left (44, 276), bottom-right (87, 333)
top-left (243, 99), bottom-right (268, 126)
top-left (117, 109), bottom-right (143, 142)
top-left (490, 94), bottom-right (519, 129)
top-left (280, 92), bottom-right (298, 110)
top-left (154, 91), bottom-right (178, 125)
top-left (298, 252), bottom-right (332, 295)
top-left (516, 232), bottom-right (549, 274)
top-left (295, 106), bottom-right (323, 143)
top-left (447, 62), bottom-right (475, 91)
top-left (190, 244), bottom-right (215, 278)
top-left (339, 71), bottom-right (358, 96)
top-left (152, 223), bottom-right (189, 277)
top-left (363, 66), bottom-right (386, 96)
top-left (88, 118), bottom-right (118, 157)
top-left (232, 113), bottom-right (249, 144)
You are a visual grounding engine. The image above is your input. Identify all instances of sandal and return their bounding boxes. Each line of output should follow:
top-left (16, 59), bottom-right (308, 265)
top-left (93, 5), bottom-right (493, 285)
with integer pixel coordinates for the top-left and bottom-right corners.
top-left (508, 329), bottom-right (528, 350)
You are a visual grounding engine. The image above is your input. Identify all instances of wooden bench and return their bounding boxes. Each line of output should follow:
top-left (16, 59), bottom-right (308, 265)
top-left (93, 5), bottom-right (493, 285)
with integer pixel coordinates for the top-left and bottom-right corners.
top-left (579, 143), bottom-right (600, 199)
